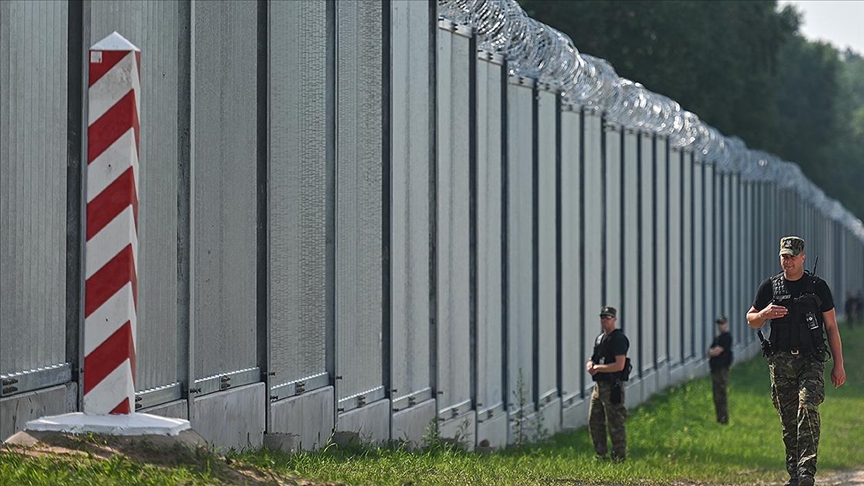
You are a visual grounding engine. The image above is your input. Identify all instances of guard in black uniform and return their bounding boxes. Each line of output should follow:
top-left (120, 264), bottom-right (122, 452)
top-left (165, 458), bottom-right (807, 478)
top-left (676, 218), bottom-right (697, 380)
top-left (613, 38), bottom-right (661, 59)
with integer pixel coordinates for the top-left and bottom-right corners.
top-left (707, 316), bottom-right (733, 424)
top-left (586, 306), bottom-right (630, 462)
top-left (747, 236), bottom-right (846, 486)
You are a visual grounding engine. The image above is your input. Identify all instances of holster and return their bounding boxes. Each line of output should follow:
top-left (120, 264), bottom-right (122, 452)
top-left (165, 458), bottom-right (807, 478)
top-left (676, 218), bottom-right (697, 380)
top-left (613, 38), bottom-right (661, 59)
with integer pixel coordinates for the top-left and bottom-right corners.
top-left (610, 381), bottom-right (623, 405)
top-left (758, 330), bottom-right (772, 357)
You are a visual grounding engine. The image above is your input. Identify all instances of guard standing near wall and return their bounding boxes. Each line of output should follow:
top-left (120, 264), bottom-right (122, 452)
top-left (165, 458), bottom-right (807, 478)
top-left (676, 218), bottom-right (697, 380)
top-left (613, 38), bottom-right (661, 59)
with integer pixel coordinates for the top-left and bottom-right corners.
top-left (746, 236), bottom-right (846, 486)
top-left (586, 306), bottom-right (630, 462)
top-left (707, 316), bottom-right (733, 424)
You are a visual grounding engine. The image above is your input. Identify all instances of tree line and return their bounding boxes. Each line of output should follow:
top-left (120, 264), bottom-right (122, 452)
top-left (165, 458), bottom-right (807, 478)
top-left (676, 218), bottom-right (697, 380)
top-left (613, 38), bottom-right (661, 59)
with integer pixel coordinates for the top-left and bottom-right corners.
top-left (518, 0), bottom-right (864, 221)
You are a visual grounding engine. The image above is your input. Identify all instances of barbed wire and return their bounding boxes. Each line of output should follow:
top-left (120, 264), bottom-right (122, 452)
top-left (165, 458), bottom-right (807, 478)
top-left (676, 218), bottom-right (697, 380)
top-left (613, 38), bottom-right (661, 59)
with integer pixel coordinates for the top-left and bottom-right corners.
top-left (438, 0), bottom-right (863, 238)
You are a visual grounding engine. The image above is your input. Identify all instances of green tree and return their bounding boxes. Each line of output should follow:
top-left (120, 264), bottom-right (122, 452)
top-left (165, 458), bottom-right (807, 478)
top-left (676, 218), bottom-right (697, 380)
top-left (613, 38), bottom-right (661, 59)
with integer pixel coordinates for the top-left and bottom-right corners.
top-left (517, 0), bottom-right (863, 221)
top-left (764, 36), bottom-right (842, 179)
top-left (518, 0), bottom-right (798, 148)
top-left (762, 41), bottom-right (862, 220)
top-left (826, 52), bottom-right (864, 219)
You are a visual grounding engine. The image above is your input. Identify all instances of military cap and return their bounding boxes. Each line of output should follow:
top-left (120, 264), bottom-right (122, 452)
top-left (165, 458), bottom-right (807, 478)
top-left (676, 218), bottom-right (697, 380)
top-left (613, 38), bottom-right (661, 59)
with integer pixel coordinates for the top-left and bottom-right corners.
top-left (599, 306), bottom-right (617, 318)
top-left (779, 236), bottom-right (805, 256)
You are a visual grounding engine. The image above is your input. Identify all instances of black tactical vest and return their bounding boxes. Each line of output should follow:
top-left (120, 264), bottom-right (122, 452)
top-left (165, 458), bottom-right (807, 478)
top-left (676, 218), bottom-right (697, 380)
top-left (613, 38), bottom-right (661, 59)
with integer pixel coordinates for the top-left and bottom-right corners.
top-left (769, 272), bottom-right (824, 352)
top-left (591, 330), bottom-right (630, 382)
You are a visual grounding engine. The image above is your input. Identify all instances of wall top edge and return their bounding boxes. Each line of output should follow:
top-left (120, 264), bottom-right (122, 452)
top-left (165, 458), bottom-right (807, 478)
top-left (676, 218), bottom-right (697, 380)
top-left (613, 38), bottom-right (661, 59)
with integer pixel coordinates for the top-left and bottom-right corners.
top-left (508, 75), bottom-right (535, 88)
top-left (477, 50), bottom-right (504, 65)
top-left (437, 18), bottom-right (472, 38)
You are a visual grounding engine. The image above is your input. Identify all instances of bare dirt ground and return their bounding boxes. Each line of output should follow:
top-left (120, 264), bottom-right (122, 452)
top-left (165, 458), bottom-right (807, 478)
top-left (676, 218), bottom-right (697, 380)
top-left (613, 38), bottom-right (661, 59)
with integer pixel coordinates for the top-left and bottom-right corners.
top-left (2, 430), bottom-right (332, 485)
top-left (666, 470), bottom-right (864, 486)
top-left (819, 469), bottom-right (864, 485)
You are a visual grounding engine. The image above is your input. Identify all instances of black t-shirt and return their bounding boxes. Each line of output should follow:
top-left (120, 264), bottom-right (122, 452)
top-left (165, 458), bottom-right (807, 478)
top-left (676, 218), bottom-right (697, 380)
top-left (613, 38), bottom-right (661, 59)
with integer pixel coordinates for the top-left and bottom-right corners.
top-left (752, 273), bottom-right (834, 344)
top-left (592, 329), bottom-right (629, 381)
top-left (752, 274), bottom-right (834, 315)
top-left (709, 331), bottom-right (733, 371)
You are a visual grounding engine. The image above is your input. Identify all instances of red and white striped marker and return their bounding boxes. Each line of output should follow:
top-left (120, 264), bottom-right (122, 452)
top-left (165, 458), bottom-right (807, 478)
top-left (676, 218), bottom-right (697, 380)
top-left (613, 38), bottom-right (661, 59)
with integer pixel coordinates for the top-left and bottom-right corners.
top-left (27, 32), bottom-right (185, 435)
top-left (84, 32), bottom-right (141, 415)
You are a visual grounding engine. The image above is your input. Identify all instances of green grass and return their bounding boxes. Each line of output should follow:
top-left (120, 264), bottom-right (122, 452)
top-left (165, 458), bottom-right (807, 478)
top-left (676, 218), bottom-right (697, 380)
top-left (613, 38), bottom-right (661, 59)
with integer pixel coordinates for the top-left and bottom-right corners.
top-left (3, 323), bottom-right (863, 485)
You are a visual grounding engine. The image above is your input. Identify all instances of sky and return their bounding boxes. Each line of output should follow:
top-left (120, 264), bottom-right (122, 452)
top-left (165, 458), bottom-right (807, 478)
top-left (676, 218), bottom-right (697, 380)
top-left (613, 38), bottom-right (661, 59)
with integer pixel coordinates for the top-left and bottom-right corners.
top-left (778, 0), bottom-right (864, 55)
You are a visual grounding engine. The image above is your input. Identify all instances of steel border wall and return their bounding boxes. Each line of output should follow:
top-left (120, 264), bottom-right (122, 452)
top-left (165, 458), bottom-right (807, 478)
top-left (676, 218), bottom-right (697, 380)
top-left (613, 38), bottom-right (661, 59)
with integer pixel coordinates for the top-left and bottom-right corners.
top-left (2, 0), bottom-right (863, 448)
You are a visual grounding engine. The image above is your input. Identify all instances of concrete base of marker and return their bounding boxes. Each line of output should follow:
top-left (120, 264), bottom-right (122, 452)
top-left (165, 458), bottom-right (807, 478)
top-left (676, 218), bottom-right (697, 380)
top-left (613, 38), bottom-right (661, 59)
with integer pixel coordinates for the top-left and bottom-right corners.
top-left (4, 428), bottom-right (207, 450)
top-left (24, 412), bottom-right (191, 436)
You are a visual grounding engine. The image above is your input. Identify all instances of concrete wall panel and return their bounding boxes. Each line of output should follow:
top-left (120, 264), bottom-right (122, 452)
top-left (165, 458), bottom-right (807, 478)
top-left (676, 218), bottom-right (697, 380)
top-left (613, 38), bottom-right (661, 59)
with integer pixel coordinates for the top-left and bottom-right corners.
top-left (536, 88), bottom-right (557, 401)
top-left (475, 54), bottom-right (505, 417)
top-left (267, 0), bottom-right (330, 399)
top-left (559, 108), bottom-right (581, 403)
top-left (639, 133), bottom-right (655, 373)
top-left (0, 384), bottom-right (76, 442)
top-left (475, 407), bottom-right (508, 449)
top-left (506, 78), bottom-right (535, 417)
top-left (582, 113), bottom-right (603, 395)
top-left (336, 398), bottom-right (390, 445)
top-left (668, 148), bottom-right (683, 365)
top-left (435, 23), bottom-right (471, 417)
top-left (390, 0), bottom-right (434, 420)
top-left (654, 138), bottom-right (669, 366)
top-left (270, 386), bottom-right (335, 451)
top-left (334, 0), bottom-right (384, 407)
top-left (391, 398), bottom-right (435, 447)
top-left (0, 0), bottom-right (68, 377)
top-left (604, 127), bottom-right (622, 311)
top-left (191, 383), bottom-right (265, 450)
top-left (692, 161), bottom-right (704, 358)
top-left (140, 399), bottom-right (188, 421)
top-left (190, 0), bottom-right (259, 380)
top-left (622, 132), bottom-right (638, 372)
top-left (682, 151), bottom-right (694, 360)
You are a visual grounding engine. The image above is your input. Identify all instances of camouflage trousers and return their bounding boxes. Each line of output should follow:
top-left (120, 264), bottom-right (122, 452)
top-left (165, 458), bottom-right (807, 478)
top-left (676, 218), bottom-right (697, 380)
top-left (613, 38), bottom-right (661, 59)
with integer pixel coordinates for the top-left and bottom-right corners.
top-left (711, 367), bottom-right (730, 423)
top-left (768, 352), bottom-right (825, 479)
top-left (589, 380), bottom-right (627, 460)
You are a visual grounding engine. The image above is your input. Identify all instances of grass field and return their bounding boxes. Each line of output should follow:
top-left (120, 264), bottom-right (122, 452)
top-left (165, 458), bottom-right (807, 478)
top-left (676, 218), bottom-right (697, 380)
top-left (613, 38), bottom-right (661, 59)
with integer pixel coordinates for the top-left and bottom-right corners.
top-left (2, 323), bottom-right (862, 485)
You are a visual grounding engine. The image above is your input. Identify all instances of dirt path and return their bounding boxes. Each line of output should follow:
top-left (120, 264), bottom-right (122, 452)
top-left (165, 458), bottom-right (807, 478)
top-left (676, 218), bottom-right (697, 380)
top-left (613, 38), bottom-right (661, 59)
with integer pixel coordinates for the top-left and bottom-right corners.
top-left (819, 469), bottom-right (864, 485)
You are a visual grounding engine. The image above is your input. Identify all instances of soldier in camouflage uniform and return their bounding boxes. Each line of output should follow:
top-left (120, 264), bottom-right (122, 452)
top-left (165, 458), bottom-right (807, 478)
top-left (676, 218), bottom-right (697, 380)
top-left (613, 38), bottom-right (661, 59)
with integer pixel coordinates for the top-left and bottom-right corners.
top-left (747, 236), bottom-right (847, 486)
top-left (586, 306), bottom-right (630, 462)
